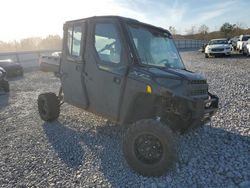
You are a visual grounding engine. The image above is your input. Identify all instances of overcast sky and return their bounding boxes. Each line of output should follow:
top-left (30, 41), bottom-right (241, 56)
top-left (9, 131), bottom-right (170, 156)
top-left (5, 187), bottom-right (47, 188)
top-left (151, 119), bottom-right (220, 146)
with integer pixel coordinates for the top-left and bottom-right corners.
top-left (1, 0), bottom-right (249, 42)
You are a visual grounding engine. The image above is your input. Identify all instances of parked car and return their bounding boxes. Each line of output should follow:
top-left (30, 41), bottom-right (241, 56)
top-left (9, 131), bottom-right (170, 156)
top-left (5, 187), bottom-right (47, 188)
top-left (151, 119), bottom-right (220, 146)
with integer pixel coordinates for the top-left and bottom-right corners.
top-left (0, 59), bottom-right (23, 78)
top-left (230, 36), bottom-right (239, 51)
top-left (243, 38), bottom-right (250, 56)
top-left (236, 34), bottom-right (250, 53)
top-left (0, 67), bottom-right (9, 92)
top-left (39, 51), bottom-right (61, 73)
top-left (205, 38), bottom-right (231, 58)
top-left (51, 51), bottom-right (62, 57)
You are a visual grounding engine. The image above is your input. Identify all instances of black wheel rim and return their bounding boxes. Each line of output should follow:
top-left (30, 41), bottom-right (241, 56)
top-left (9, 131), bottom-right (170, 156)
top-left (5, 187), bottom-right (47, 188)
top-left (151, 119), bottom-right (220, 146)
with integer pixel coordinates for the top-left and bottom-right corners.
top-left (39, 98), bottom-right (48, 116)
top-left (134, 134), bottom-right (163, 164)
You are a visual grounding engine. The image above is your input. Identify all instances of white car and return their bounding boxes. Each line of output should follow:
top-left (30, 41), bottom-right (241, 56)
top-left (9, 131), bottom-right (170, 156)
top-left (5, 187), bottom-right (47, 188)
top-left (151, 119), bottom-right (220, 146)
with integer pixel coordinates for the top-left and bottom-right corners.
top-left (39, 51), bottom-right (61, 73)
top-left (205, 38), bottom-right (231, 58)
top-left (236, 34), bottom-right (250, 52)
top-left (243, 39), bottom-right (250, 56)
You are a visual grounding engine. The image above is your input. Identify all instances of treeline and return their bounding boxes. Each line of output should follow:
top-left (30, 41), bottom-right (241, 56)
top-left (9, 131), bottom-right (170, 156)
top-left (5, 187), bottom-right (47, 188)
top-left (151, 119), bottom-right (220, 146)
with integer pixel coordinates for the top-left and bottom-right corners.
top-left (1, 22), bottom-right (249, 52)
top-left (172, 22), bottom-right (250, 40)
top-left (0, 35), bottom-right (62, 52)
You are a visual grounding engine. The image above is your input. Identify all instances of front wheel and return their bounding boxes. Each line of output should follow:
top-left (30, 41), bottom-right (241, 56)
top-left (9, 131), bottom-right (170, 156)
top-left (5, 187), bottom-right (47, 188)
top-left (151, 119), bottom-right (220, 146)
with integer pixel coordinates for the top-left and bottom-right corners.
top-left (247, 49), bottom-right (250, 56)
top-left (38, 92), bottom-right (60, 122)
top-left (123, 119), bottom-right (176, 176)
top-left (243, 48), bottom-right (247, 56)
top-left (205, 53), bottom-right (209, 58)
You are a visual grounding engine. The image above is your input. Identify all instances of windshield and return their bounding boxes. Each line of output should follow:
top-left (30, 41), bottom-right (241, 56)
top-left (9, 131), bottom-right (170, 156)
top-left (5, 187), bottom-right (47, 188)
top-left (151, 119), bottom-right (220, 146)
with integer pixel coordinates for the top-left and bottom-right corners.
top-left (209, 40), bottom-right (228, 45)
top-left (242, 36), bottom-right (250, 41)
top-left (128, 24), bottom-right (185, 69)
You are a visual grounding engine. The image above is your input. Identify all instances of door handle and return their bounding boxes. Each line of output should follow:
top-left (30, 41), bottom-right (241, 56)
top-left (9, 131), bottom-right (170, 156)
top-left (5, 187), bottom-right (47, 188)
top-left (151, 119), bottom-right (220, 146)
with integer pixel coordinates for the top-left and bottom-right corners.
top-left (113, 77), bottom-right (121, 84)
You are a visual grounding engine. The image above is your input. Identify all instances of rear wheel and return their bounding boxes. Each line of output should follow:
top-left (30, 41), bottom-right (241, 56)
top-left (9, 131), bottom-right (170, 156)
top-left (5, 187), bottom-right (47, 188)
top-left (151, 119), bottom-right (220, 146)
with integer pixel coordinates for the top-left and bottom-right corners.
top-left (123, 119), bottom-right (176, 176)
top-left (38, 92), bottom-right (60, 121)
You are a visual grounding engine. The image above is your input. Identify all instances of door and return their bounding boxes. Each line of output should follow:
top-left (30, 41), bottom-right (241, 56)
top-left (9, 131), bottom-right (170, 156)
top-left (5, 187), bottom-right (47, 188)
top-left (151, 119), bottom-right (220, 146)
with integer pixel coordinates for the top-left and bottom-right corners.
top-left (84, 19), bottom-right (128, 120)
top-left (60, 22), bottom-right (88, 108)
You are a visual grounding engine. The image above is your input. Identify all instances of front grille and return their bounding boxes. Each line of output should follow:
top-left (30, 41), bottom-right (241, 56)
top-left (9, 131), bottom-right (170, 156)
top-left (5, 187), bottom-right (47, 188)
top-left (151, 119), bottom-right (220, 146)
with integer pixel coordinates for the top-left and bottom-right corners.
top-left (211, 48), bottom-right (224, 52)
top-left (189, 89), bottom-right (207, 96)
top-left (188, 80), bottom-right (208, 96)
top-left (189, 80), bottom-right (207, 84)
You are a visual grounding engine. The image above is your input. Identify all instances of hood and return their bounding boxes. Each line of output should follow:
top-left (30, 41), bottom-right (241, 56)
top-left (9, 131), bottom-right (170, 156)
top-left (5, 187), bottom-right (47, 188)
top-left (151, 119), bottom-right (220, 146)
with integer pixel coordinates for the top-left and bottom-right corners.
top-left (135, 67), bottom-right (205, 81)
top-left (0, 62), bottom-right (22, 69)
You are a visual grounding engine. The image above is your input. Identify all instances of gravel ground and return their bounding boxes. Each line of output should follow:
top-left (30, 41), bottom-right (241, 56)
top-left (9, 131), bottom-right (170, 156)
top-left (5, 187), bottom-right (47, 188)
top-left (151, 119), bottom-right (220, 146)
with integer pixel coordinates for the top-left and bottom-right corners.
top-left (0, 51), bottom-right (249, 188)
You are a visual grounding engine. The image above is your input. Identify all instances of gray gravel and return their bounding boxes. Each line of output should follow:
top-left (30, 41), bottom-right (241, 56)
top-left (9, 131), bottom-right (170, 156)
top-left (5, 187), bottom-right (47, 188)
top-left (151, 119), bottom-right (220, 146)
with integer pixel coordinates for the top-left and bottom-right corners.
top-left (0, 51), bottom-right (249, 187)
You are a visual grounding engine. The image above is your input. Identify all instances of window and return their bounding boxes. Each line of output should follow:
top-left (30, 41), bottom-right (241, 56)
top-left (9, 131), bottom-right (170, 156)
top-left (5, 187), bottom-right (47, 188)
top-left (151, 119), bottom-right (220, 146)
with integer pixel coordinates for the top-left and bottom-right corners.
top-left (67, 27), bottom-right (73, 55)
top-left (95, 23), bottom-right (121, 64)
top-left (67, 25), bottom-right (82, 58)
top-left (128, 25), bottom-right (184, 69)
top-left (242, 36), bottom-right (250, 41)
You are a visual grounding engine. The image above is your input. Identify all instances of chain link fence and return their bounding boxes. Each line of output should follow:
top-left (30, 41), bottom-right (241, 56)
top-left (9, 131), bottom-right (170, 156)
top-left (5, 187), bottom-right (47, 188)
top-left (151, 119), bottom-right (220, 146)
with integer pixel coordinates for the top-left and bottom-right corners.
top-left (0, 50), bottom-right (58, 71)
top-left (174, 39), bottom-right (207, 49)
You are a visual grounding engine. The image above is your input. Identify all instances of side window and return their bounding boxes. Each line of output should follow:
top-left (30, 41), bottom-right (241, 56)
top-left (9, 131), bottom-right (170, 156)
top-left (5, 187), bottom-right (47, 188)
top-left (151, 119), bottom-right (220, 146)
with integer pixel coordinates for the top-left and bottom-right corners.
top-left (95, 23), bottom-right (121, 64)
top-left (67, 25), bottom-right (83, 58)
top-left (67, 27), bottom-right (73, 55)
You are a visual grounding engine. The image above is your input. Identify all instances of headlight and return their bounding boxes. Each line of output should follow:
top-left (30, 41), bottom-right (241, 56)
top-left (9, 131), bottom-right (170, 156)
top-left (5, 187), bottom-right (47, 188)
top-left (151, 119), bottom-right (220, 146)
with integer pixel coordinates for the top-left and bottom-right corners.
top-left (205, 95), bottom-right (212, 108)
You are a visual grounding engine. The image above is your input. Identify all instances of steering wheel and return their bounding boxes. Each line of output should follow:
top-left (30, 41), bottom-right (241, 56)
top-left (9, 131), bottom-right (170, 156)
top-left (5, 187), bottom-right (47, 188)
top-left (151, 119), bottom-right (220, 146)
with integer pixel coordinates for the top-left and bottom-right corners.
top-left (98, 41), bottom-right (116, 53)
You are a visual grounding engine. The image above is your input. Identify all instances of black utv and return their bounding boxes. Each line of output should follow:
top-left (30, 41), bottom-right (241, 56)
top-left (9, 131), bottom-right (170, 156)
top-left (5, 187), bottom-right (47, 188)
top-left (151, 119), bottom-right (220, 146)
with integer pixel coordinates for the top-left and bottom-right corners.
top-left (37, 16), bottom-right (219, 176)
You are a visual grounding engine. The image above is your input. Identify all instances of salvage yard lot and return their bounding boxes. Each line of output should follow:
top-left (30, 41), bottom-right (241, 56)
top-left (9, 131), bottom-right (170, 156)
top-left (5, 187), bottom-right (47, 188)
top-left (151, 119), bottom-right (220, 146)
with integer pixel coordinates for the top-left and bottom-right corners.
top-left (0, 51), bottom-right (249, 187)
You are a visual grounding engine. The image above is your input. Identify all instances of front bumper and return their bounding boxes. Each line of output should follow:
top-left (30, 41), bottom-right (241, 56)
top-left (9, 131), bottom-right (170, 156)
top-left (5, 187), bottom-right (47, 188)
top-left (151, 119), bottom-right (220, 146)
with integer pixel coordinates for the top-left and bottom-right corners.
top-left (208, 50), bottom-right (231, 55)
top-left (186, 92), bottom-right (219, 130)
top-left (206, 48), bottom-right (231, 55)
top-left (165, 92), bottom-right (219, 131)
top-left (191, 93), bottom-right (218, 120)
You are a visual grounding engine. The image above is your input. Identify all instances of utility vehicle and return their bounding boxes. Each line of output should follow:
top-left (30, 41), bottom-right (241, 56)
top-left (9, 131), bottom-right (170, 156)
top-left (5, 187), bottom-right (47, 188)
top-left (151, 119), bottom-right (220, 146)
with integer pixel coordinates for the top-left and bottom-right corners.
top-left (37, 16), bottom-right (219, 176)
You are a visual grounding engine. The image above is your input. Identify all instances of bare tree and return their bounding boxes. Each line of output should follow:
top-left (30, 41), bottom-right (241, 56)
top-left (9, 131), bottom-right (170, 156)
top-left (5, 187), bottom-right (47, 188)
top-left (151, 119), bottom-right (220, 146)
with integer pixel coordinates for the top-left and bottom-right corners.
top-left (185, 25), bottom-right (196, 35)
top-left (0, 35), bottom-right (62, 52)
top-left (233, 22), bottom-right (246, 36)
top-left (198, 24), bottom-right (209, 35)
top-left (198, 24), bottom-right (209, 40)
top-left (168, 26), bottom-right (177, 35)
